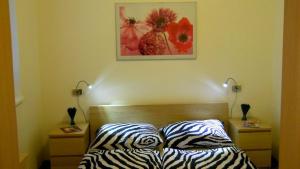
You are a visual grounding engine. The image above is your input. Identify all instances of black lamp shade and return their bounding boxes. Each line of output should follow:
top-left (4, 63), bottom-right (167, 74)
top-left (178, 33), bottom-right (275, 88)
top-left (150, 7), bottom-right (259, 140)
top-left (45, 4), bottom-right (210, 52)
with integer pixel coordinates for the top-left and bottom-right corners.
top-left (241, 104), bottom-right (250, 121)
top-left (67, 107), bottom-right (77, 126)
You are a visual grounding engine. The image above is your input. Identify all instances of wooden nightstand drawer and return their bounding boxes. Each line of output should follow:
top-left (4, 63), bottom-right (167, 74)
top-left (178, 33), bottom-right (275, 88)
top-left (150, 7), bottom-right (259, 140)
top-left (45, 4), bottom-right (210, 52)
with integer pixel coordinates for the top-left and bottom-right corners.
top-left (51, 156), bottom-right (82, 169)
top-left (49, 123), bottom-right (89, 169)
top-left (238, 132), bottom-right (272, 150)
top-left (245, 150), bottom-right (271, 168)
top-left (49, 136), bottom-right (89, 156)
top-left (229, 119), bottom-right (272, 168)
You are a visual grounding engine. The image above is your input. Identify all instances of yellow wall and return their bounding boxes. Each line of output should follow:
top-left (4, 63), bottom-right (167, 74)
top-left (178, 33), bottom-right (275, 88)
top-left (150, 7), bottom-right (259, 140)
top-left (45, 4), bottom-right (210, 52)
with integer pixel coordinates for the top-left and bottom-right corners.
top-left (15, 0), bottom-right (46, 168)
top-left (39, 0), bottom-right (284, 162)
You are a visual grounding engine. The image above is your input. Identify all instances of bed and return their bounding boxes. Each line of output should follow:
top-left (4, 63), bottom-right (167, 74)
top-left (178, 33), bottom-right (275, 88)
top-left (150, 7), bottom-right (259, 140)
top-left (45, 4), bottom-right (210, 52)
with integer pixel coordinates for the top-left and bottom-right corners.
top-left (78, 103), bottom-right (256, 169)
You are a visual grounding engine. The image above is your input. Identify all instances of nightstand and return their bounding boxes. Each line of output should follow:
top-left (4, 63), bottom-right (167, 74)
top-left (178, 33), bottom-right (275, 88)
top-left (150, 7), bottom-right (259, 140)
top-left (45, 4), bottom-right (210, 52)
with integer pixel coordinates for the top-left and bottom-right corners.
top-left (229, 119), bottom-right (272, 169)
top-left (49, 123), bottom-right (89, 169)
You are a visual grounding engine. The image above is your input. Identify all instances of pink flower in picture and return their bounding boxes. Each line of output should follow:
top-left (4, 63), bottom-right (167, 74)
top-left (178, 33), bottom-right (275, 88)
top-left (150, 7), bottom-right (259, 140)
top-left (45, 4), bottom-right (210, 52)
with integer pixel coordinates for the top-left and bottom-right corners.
top-left (146, 8), bottom-right (177, 32)
top-left (166, 17), bottom-right (193, 53)
top-left (120, 7), bottom-right (151, 55)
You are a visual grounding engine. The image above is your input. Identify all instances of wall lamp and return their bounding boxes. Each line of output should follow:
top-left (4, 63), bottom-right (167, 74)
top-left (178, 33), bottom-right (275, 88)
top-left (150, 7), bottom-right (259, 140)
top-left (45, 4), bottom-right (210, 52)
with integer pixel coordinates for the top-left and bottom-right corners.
top-left (72, 80), bottom-right (93, 123)
top-left (223, 77), bottom-right (241, 93)
top-left (73, 80), bottom-right (92, 96)
top-left (223, 77), bottom-right (241, 118)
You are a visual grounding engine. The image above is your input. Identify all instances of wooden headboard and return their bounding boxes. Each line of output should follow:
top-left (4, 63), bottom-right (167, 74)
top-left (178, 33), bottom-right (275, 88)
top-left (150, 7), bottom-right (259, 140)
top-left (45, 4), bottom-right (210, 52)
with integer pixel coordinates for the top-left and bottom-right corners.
top-left (89, 103), bottom-right (229, 140)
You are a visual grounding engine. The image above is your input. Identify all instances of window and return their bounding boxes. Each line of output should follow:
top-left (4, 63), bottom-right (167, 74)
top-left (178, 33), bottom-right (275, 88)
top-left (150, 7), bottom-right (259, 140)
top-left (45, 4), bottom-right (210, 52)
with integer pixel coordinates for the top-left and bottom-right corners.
top-left (9, 0), bottom-right (23, 106)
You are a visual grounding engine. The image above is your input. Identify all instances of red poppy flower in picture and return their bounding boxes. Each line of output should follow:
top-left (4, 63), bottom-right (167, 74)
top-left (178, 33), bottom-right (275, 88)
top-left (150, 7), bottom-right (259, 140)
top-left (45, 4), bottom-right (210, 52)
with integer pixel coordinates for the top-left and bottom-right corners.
top-left (116, 2), bottom-right (197, 60)
top-left (167, 17), bottom-right (193, 53)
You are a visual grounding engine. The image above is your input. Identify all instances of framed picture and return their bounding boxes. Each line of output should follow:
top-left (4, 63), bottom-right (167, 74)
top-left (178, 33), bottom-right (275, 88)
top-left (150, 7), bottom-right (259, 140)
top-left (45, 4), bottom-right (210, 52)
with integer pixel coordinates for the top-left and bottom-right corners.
top-left (115, 2), bottom-right (197, 60)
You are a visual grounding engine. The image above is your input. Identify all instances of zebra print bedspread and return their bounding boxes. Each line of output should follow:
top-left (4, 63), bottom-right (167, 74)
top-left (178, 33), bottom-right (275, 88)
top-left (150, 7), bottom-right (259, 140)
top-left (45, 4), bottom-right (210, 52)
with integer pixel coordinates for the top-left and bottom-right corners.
top-left (90, 123), bottom-right (163, 150)
top-left (79, 149), bottom-right (162, 169)
top-left (160, 120), bottom-right (233, 149)
top-left (162, 147), bottom-right (257, 169)
top-left (78, 146), bottom-right (256, 169)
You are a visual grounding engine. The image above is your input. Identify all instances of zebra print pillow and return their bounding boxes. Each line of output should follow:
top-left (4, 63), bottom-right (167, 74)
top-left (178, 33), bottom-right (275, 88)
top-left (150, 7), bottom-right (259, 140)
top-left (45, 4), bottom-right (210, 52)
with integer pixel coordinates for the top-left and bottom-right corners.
top-left (90, 123), bottom-right (163, 150)
top-left (79, 149), bottom-right (162, 169)
top-left (162, 147), bottom-right (257, 169)
top-left (160, 120), bottom-right (233, 149)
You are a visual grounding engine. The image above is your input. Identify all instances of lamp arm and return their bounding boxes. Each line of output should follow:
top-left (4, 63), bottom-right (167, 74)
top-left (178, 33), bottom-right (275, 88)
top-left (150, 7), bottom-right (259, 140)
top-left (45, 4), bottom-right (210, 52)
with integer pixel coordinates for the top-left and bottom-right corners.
top-left (223, 77), bottom-right (240, 118)
top-left (74, 80), bottom-right (91, 123)
top-left (75, 80), bottom-right (90, 89)
top-left (225, 77), bottom-right (238, 85)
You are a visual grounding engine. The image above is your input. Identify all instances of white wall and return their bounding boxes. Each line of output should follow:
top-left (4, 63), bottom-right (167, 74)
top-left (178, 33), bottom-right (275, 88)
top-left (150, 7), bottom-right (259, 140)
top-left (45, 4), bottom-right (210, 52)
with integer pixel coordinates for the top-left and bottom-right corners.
top-left (15, 0), bottom-right (45, 168)
top-left (37, 0), bottom-right (283, 160)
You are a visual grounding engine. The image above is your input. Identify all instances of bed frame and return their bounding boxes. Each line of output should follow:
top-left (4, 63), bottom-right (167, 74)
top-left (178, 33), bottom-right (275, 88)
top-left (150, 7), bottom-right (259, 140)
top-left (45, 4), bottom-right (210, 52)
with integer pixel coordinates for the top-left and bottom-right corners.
top-left (89, 103), bottom-right (229, 140)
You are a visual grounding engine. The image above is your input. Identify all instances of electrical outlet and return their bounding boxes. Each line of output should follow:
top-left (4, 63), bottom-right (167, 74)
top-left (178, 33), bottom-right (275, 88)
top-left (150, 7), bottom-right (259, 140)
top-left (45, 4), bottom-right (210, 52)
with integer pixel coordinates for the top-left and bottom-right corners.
top-left (72, 89), bottom-right (83, 96)
top-left (232, 85), bottom-right (242, 92)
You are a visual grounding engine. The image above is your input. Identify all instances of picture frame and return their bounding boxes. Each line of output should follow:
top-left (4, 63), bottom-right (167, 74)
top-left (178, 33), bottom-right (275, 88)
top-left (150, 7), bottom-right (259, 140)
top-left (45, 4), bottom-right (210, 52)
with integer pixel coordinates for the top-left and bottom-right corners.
top-left (115, 2), bottom-right (197, 61)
